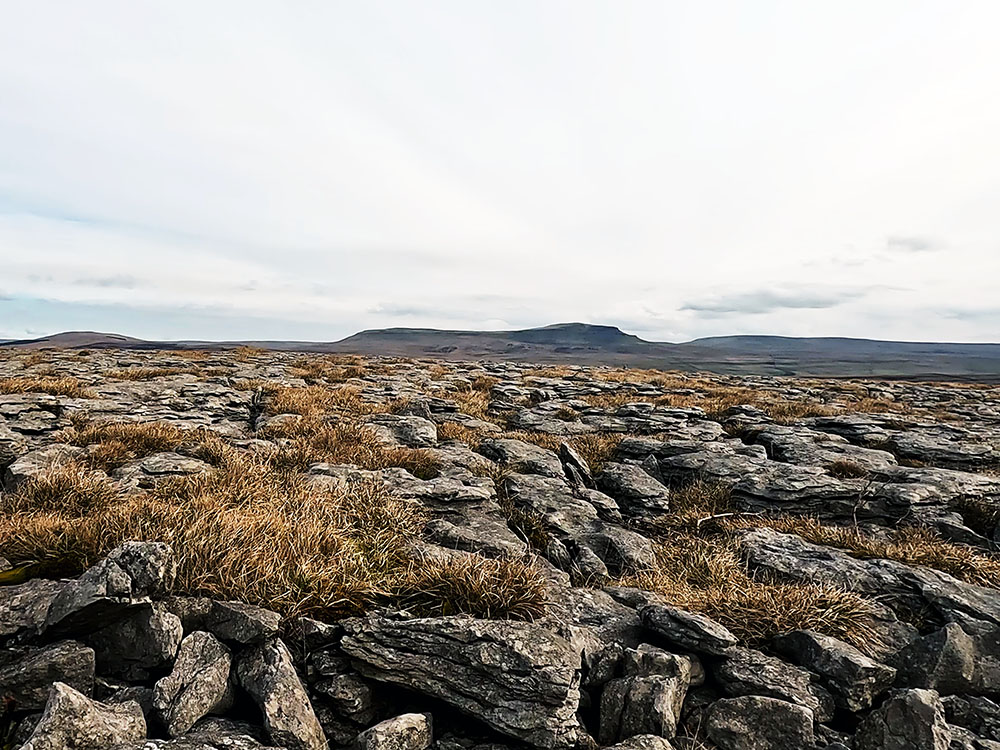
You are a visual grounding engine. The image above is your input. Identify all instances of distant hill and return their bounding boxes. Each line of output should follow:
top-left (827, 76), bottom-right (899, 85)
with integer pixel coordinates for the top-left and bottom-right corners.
top-left (2, 324), bottom-right (999, 381)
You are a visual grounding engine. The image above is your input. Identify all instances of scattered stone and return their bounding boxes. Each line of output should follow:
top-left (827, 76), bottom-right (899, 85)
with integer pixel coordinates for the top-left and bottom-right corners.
top-left (0, 640), bottom-right (94, 710)
top-left (706, 695), bottom-right (815, 750)
top-left (773, 629), bottom-right (896, 710)
top-left (356, 713), bottom-right (433, 750)
top-left (236, 637), bottom-right (327, 750)
top-left (19, 681), bottom-right (146, 750)
top-left (153, 631), bottom-right (234, 736)
top-left (341, 615), bottom-right (581, 749)
top-left (639, 603), bottom-right (738, 655)
top-left (85, 602), bottom-right (183, 680)
top-left (855, 688), bottom-right (952, 750)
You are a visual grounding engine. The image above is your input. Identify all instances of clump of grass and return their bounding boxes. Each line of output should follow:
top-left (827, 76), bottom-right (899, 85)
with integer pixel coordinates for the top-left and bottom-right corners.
top-left (289, 355), bottom-right (368, 383)
top-left (726, 515), bottom-right (1000, 589)
top-left (568, 433), bottom-right (623, 473)
top-left (261, 416), bottom-right (441, 478)
top-left (0, 376), bottom-right (95, 398)
top-left (64, 419), bottom-right (223, 471)
top-left (624, 533), bottom-right (878, 648)
top-left (826, 459), bottom-right (871, 479)
top-left (952, 495), bottom-right (1000, 537)
top-left (107, 367), bottom-right (197, 380)
top-left (553, 405), bottom-right (579, 422)
top-left (437, 422), bottom-right (483, 447)
top-left (233, 345), bottom-right (267, 361)
top-left (449, 388), bottom-right (491, 419)
top-left (0, 447), bottom-right (508, 621)
top-left (470, 375), bottom-right (499, 392)
top-left (394, 554), bottom-right (548, 620)
top-left (1, 464), bottom-right (119, 516)
top-left (668, 479), bottom-right (735, 518)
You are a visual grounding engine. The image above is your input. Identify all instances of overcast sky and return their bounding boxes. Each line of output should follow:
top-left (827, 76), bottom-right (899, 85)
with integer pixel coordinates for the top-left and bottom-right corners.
top-left (2, 1), bottom-right (998, 343)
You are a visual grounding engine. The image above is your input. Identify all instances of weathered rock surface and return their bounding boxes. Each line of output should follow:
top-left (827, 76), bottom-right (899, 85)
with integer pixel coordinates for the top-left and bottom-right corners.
top-left (341, 615), bottom-right (581, 748)
top-left (236, 638), bottom-right (327, 750)
top-left (855, 688), bottom-right (952, 750)
top-left (0, 640), bottom-right (95, 710)
top-left (706, 695), bottom-right (815, 750)
top-left (19, 681), bottom-right (146, 750)
top-left (153, 631), bottom-right (235, 736)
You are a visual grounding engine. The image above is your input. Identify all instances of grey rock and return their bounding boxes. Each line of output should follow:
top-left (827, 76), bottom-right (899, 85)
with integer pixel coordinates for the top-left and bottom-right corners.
top-left (706, 695), bottom-right (815, 750)
top-left (478, 438), bottom-right (565, 479)
top-left (205, 600), bottom-right (281, 645)
top-left (153, 631), bottom-right (235, 737)
top-left (943, 695), bottom-right (1000, 741)
top-left (604, 736), bottom-right (674, 750)
top-left (0, 640), bottom-right (94, 710)
top-left (19, 681), bottom-right (146, 750)
top-left (236, 637), bottom-right (327, 750)
top-left (44, 541), bottom-right (177, 636)
top-left (855, 688), bottom-right (952, 750)
top-left (0, 578), bottom-right (65, 641)
top-left (772, 629), bottom-right (896, 710)
top-left (639, 604), bottom-right (738, 655)
top-left (599, 646), bottom-right (690, 743)
top-left (594, 462), bottom-right (670, 517)
top-left (368, 415), bottom-right (438, 448)
top-left (85, 602), bottom-right (183, 680)
top-left (890, 623), bottom-right (977, 694)
top-left (3, 444), bottom-right (84, 491)
top-left (340, 615), bottom-right (581, 749)
top-left (715, 647), bottom-right (834, 722)
top-left (559, 442), bottom-right (594, 488)
top-left (356, 713), bottom-right (433, 750)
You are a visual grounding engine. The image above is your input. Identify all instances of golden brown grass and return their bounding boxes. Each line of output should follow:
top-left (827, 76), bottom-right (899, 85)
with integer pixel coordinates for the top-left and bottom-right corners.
top-left (233, 345), bottom-right (267, 361)
top-left (107, 367), bottom-right (198, 380)
top-left (0, 445), bottom-right (545, 621)
top-left (261, 416), bottom-right (441, 478)
top-left (0, 464), bottom-right (119, 516)
top-left (0, 376), bottom-right (95, 398)
top-left (449, 388), bottom-right (492, 419)
top-left (437, 421), bottom-right (483, 446)
top-left (624, 533), bottom-right (878, 648)
top-left (725, 515), bottom-right (1000, 589)
top-left (568, 433), bottom-right (624, 473)
top-left (288, 355), bottom-right (368, 383)
top-left (394, 553), bottom-right (548, 620)
top-left (64, 419), bottom-right (224, 471)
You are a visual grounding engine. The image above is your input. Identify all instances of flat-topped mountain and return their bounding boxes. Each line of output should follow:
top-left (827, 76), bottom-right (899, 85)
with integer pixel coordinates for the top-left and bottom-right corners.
top-left (3, 323), bottom-right (999, 380)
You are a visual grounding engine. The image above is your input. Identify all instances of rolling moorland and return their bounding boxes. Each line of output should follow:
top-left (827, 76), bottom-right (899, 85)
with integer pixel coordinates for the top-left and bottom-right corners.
top-left (0, 345), bottom-right (1000, 749)
top-left (4, 323), bottom-right (1000, 381)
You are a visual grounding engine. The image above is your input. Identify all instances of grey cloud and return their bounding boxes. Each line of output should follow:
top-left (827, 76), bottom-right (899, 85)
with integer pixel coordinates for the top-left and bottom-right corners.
top-left (887, 235), bottom-right (940, 253)
top-left (73, 274), bottom-right (139, 289)
top-left (681, 288), bottom-right (868, 316)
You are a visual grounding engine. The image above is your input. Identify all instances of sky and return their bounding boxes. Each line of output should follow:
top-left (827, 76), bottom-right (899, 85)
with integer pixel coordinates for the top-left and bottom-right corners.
top-left (1, 1), bottom-right (999, 343)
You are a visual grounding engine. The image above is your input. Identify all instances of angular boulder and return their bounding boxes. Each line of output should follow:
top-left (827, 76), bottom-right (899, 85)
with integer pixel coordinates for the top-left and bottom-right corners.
top-left (855, 688), bottom-right (952, 750)
top-left (340, 615), bottom-right (581, 749)
top-left (153, 631), bottom-right (235, 736)
top-left (236, 637), bottom-right (327, 750)
top-left (356, 713), bottom-right (433, 750)
top-left (0, 640), bottom-right (95, 710)
top-left (706, 695), bottom-right (814, 750)
top-left (19, 681), bottom-right (146, 750)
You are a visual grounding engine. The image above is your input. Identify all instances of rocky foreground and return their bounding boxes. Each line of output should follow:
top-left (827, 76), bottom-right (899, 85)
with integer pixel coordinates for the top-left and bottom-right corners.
top-left (1, 348), bottom-right (1000, 750)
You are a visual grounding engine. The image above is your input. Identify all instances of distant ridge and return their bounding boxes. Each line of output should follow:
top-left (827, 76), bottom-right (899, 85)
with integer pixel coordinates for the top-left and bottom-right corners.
top-left (3, 324), bottom-right (999, 381)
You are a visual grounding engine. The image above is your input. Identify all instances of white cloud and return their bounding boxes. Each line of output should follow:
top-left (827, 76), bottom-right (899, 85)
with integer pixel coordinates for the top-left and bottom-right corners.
top-left (1, 1), bottom-right (999, 342)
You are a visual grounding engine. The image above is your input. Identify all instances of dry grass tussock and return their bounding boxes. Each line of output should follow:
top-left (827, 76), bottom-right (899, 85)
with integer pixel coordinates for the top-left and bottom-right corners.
top-left (952, 495), bottom-right (1000, 537)
top-left (64, 419), bottom-right (226, 471)
top-left (624, 533), bottom-right (878, 648)
top-left (394, 553), bottom-right (548, 620)
top-left (261, 416), bottom-right (442, 479)
top-left (826, 459), bottom-right (871, 479)
top-left (0, 464), bottom-right (118, 516)
top-left (0, 376), bottom-right (95, 399)
top-left (0, 446), bottom-right (546, 621)
top-left (634, 478), bottom-right (1000, 646)
top-left (107, 366), bottom-right (201, 381)
top-left (289, 355), bottom-right (368, 384)
top-left (725, 515), bottom-right (1000, 590)
top-left (448, 387), bottom-right (491, 419)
